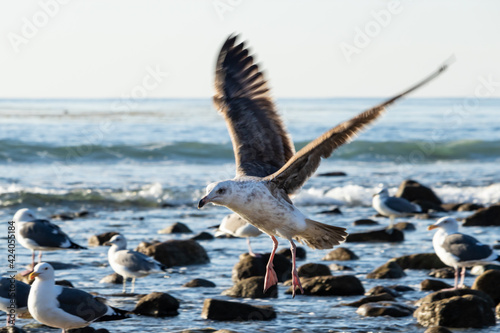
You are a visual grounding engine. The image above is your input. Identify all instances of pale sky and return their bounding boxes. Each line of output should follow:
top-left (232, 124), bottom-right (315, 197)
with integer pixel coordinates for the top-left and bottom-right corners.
top-left (0, 0), bottom-right (499, 98)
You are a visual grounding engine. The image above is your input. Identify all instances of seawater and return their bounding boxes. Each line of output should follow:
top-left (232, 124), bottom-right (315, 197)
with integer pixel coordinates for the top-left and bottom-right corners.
top-left (0, 98), bottom-right (499, 332)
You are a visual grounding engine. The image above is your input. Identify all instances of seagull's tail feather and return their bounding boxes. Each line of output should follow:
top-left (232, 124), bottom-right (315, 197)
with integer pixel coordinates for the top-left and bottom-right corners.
top-left (294, 219), bottom-right (348, 250)
top-left (69, 241), bottom-right (87, 250)
top-left (95, 306), bottom-right (130, 322)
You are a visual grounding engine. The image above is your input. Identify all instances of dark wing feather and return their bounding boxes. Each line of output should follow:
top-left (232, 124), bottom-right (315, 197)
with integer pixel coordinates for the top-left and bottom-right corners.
top-left (265, 62), bottom-right (450, 194)
top-left (56, 287), bottom-right (109, 322)
top-left (214, 35), bottom-right (295, 177)
top-left (443, 234), bottom-right (493, 262)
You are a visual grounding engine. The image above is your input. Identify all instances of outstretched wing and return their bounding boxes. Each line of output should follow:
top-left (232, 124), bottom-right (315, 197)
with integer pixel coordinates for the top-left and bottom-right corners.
top-left (265, 62), bottom-right (450, 194)
top-left (214, 34), bottom-right (295, 177)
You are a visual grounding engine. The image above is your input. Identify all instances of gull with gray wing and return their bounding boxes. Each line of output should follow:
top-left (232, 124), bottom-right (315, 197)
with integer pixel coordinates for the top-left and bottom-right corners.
top-left (198, 35), bottom-right (450, 297)
top-left (372, 187), bottom-right (422, 228)
top-left (216, 213), bottom-right (263, 256)
top-left (0, 277), bottom-right (30, 326)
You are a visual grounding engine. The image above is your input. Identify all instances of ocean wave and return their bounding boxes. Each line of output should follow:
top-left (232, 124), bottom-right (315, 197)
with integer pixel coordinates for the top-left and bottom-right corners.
top-left (0, 139), bottom-right (498, 164)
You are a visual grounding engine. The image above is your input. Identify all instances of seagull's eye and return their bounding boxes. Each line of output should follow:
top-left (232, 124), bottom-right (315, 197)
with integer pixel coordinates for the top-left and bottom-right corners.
top-left (216, 188), bottom-right (226, 195)
top-left (44, 267), bottom-right (48, 270)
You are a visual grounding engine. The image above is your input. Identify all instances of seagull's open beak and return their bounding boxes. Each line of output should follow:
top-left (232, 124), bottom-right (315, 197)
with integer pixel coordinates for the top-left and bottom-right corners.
top-left (427, 225), bottom-right (438, 230)
top-left (29, 272), bottom-right (40, 280)
top-left (198, 196), bottom-right (208, 209)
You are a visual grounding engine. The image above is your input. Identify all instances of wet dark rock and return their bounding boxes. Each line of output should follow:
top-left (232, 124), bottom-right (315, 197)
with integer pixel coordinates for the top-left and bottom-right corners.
top-left (463, 204), bottom-right (500, 226)
top-left (297, 263), bottom-right (331, 278)
top-left (100, 273), bottom-right (130, 284)
top-left (497, 303), bottom-right (500, 319)
top-left (136, 239), bottom-right (209, 267)
top-left (353, 219), bottom-right (379, 226)
top-left (132, 292), bottom-right (179, 317)
top-left (413, 200), bottom-right (446, 213)
top-left (191, 232), bottom-right (215, 241)
top-left (342, 292), bottom-right (395, 307)
top-left (158, 222), bottom-right (193, 234)
top-left (285, 275), bottom-right (364, 296)
top-left (222, 276), bottom-right (277, 299)
top-left (346, 228), bottom-right (404, 243)
top-left (55, 279), bottom-right (74, 288)
top-left (441, 203), bottom-right (461, 211)
top-left (201, 298), bottom-right (276, 321)
top-left (396, 180), bottom-right (442, 205)
top-left (317, 207), bottom-right (342, 215)
top-left (88, 231), bottom-right (119, 246)
top-left (232, 253), bottom-right (291, 283)
top-left (68, 328), bottom-right (109, 333)
top-left (367, 260), bottom-right (406, 279)
top-left (317, 171), bottom-right (347, 177)
top-left (420, 279), bottom-right (452, 291)
top-left (0, 326), bottom-right (27, 333)
top-left (182, 278), bottom-right (216, 288)
top-left (416, 289), bottom-right (494, 307)
top-left (51, 213), bottom-right (74, 220)
top-left (390, 285), bottom-right (415, 292)
top-left (356, 302), bottom-right (414, 317)
top-left (329, 263), bottom-right (354, 271)
top-left (276, 247), bottom-right (306, 260)
top-left (393, 222), bottom-right (416, 231)
top-left (457, 203), bottom-right (484, 212)
top-left (393, 253), bottom-right (447, 270)
top-left (414, 294), bottom-right (495, 328)
top-left (322, 247), bottom-right (359, 261)
top-left (429, 267), bottom-right (456, 279)
top-left (472, 269), bottom-right (500, 305)
top-left (366, 286), bottom-right (401, 297)
top-left (424, 327), bottom-right (453, 333)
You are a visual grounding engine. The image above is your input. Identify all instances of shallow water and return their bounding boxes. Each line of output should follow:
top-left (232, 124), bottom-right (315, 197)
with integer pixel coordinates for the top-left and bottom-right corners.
top-left (0, 98), bottom-right (499, 332)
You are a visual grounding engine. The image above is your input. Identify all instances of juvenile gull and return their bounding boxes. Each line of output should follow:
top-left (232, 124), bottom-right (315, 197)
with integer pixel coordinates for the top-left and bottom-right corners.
top-left (13, 208), bottom-right (87, 274)
top-left (28, 263), bottom-right (129, 333)
top-left (215, 213), bottom-right (263, 256)
top-left (0, 277), bottom-right (30, 326)
top-left (372, 187), bottom-right (422, 227)
top-left (105, 234), bottom-right (166, 293)
top-left (198, 35), bottom-right (449, 297)
top-left (428, 216), bottom-right (499, 289)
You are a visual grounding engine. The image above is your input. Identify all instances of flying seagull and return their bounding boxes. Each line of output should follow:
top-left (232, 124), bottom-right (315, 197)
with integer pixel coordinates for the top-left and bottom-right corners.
top-left (428, 216), bottom-right (499, 289)
top-left (372, 187), bottom-right (422, 228)
top-left (215, 213), bottom-right (263, 256)
top-left (198, 35), bottom-right (449, 297)
top-left (28, 263), bottom-right (129, 333)
top-left (13, 208), bottom-right (87, 274)
top-left (0, 277), bottom-right (31, 326)
top-left (105, 234), bottom-right (166, 293)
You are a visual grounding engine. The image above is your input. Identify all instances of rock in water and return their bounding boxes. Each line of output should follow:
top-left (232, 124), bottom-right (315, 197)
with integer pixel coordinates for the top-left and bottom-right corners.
top-left (285, 275), bottom-right (364, 296)
top-left (424, 326), bottom-right (453, 333)
top-left (463, 204), bottom-right (500, 226)
top-left (222, 277), bottom-right (277, 298)
top-left (136, 239), bottom-right (209, 267)
top-left (201, 299), bottom-right (276, 321)
top-left (472, 269), bottom-right (500, 305)
top-left (0, 326), bottom-right (28, 333)
top-left (366, 260), bottom-right (406, 279)
top-left (414, 294), bottom-right (495, 328)
top-left (322, 247), bottom-right (359, 261)
top-left (158, 222), bottom-right (193, 234)
top-left (182, 279), bottom-right (216, 288)
top-left (297, 263), bottom-right (331, 278)
top-left (396, 179), bottom-right (442, 205)
top-left (394, 253), bottom-right (447, 270)
top-left (342, 293), bottom-right (395, 307)
top-left (132, 292), bottom-right (179, 317)
top-left (420, 279), bottom-right (453, 291)
top-left (356, 302), bottom-right (414, 317)
top-left (276, 247), bottom-right (306, 260)
top-left (232, 253), bottom-right (291, 282)
top-left (346, 229), bottom-right (404, 243)
top-left (88, 232), bottom-right (119, 246)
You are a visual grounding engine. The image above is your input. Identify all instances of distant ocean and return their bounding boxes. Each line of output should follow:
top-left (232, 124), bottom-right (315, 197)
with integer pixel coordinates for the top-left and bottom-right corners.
top-left (0, 98), bottom-right (499, 332)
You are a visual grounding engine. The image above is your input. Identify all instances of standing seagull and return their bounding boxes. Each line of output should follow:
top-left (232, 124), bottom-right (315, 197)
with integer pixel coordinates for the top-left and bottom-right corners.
top-left (28, 263), bottom-right (128, 333)
top-left (216, 213), bottom-right (263, 256)
top-left (13, 208), bottom-right (87, 274)
top-left (105, 234), bottom-right (166, 293)
top-left (198, 35), bottom-right (449, 297)
top-left (0, 278), bottom-right (31, 326)
top-left (372, 187), bottom-right (421, 228)
top-left (428, 216), bottom-right (499, 289)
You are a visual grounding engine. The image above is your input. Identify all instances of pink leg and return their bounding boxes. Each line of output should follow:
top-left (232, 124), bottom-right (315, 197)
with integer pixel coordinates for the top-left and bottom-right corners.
top-left (38, 251), bottom-right (43, 264)
top-left (247, 238), bottom-right (260, 257)
top-left (290, 240), bottom-right (304, 298)
top-left (453, 267), bottom-right (459, 289)
top-left (263, 236), bottom-right (279, 292)
top-left (21, 251), bottom-right (36, 276)
top-left (458, 267), bottom-right (466, 288)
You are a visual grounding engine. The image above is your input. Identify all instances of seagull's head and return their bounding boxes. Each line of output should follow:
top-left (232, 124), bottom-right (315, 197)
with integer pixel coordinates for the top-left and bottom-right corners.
top-left (104, 234), bottom-right (127, 249)
top-left (29, 262), bottom-right (55, 281)
top-left (373, 187), bottom-right (389, 198)
top-left (428, 216), bottom-right (459, 233)
top-left (12, 208), bottom-right (37, 222)
top-left (198, 180), bottom-right (235, 209)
